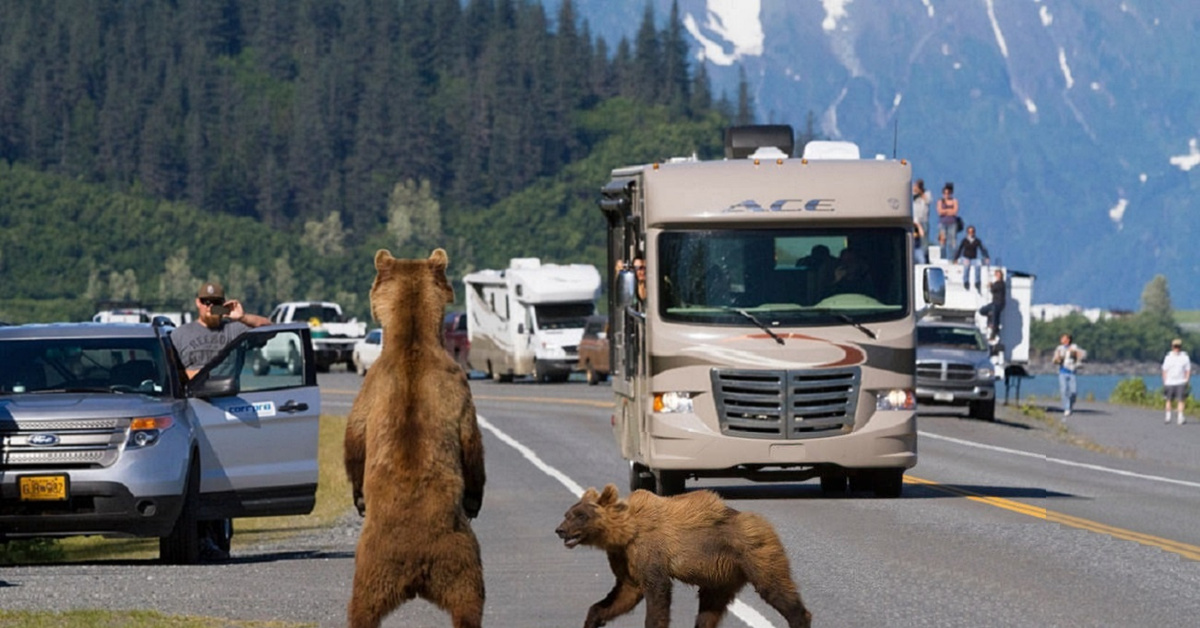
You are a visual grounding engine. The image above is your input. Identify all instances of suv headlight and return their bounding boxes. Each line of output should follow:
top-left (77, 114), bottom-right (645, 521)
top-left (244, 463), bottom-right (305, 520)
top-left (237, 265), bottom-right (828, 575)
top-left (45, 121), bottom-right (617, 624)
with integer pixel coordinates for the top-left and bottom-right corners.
top-left (654, 391), bottom-right (694, 413)
top-left (876, 389), bottom-right (915, 411)
top-left (127, 416), bottom-right (174, 448)
top-left (977, 364), bottom-right (994, 379)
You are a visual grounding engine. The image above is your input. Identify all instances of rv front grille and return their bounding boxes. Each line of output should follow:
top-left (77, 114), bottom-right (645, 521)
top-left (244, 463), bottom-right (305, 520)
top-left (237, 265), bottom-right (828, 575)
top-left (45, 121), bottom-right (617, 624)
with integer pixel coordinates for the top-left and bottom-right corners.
top-left (711, 367), bottom-right (860, 439)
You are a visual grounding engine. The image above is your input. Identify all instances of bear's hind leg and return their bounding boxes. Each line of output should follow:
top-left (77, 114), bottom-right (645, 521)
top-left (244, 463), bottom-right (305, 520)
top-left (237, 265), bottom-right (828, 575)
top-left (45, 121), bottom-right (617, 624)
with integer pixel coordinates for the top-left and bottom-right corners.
top-left (743, 553), bottom-right (812, 628)
top-left (347, 555), bottom-right (418, 628)
top-left (694, 586), bottom-right (737, 628)
top-left (424, 531), bottom-right (485, 628)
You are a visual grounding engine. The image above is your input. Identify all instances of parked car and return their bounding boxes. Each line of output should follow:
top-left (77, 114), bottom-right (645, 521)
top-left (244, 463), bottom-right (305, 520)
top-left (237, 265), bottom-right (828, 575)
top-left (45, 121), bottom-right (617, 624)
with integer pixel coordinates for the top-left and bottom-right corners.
top-left (915, 319), bottom-right (996, 421)
top-left (0, 320), bottom-right (320, 563)
top-left (442, 311), bottom-right (470, 373)
top-left (352, 328), bottom-right (383, 376)
top-left (576, 314), bottom-right (609, 385)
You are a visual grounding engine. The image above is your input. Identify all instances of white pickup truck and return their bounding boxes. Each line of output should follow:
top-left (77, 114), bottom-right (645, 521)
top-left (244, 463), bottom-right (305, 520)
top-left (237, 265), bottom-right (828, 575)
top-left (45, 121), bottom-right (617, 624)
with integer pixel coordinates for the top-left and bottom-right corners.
top-left (263, 301), bottom-right (366, 372)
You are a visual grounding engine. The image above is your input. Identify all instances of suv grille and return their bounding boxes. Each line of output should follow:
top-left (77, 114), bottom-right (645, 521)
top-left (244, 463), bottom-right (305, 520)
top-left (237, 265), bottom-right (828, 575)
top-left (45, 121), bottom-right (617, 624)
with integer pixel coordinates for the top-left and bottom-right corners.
top-left (0, 418), bottom-right (128, 468)
top-left (711, 367), bottom-right (860, 439)
top-left (917, 361), bottom-right (976, 382)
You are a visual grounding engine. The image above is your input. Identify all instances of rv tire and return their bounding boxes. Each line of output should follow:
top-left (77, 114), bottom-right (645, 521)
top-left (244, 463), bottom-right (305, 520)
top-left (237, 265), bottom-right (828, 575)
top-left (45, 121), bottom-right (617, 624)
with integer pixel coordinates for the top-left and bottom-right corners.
top-left (654, 470), bottom-right (686, 497)
top-left (630, 462), bottom-right (655, 493)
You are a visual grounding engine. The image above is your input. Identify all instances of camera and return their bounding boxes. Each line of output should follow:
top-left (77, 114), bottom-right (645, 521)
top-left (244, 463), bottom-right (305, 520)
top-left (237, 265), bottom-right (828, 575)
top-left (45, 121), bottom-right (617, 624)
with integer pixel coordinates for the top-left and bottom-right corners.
top-left (210, 303), bottom-right (231, 316)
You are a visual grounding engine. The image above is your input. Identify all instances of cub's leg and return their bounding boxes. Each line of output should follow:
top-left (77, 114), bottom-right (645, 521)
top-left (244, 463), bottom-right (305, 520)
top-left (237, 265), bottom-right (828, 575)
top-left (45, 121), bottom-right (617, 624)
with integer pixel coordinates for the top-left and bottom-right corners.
top-left (694, 586), bottom-right (738, 628)
top-left (346, 537), bottom-right (418, 628)
top-left (424, 528), bottom-right (485, 628)
top-left (584, 579), bottom-right (643, 628)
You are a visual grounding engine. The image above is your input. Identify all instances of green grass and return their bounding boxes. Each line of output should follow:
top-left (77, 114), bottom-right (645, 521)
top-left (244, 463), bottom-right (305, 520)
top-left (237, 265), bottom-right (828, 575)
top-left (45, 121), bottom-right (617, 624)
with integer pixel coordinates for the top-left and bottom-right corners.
top-left (0, 610), bottom-right (312, 628)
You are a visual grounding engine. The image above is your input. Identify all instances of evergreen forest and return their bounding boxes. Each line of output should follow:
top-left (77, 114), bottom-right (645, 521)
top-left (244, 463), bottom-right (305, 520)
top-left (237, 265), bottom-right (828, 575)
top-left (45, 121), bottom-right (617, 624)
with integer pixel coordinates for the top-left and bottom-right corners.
top-left (0, 0), bottom-right (741, 322)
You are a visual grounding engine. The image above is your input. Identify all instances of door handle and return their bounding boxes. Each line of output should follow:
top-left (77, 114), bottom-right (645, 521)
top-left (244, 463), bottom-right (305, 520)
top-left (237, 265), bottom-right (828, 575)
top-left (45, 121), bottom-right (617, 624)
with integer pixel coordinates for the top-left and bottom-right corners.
top-left (279, 400), bottom-right (309, 413)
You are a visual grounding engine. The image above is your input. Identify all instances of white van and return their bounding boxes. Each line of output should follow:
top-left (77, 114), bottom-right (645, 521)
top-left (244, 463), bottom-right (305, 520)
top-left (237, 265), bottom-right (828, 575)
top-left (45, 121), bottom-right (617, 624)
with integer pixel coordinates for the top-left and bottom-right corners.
top-left (464, 258), bottom-right (600, 382)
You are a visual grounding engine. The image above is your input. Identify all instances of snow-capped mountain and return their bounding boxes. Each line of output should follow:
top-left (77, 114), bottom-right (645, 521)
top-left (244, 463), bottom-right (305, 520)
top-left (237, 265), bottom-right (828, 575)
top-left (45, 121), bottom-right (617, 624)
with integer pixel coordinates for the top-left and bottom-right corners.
top-left (559, 0), bottom-right (1200, 309)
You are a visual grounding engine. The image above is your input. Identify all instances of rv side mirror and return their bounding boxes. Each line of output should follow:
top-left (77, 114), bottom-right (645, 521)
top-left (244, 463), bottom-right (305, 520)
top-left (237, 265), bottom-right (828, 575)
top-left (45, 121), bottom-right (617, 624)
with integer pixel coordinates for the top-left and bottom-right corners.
top-left (923, 267), bottom-right (946, 306)
top-left (616, 269), bottom-right (637, 311)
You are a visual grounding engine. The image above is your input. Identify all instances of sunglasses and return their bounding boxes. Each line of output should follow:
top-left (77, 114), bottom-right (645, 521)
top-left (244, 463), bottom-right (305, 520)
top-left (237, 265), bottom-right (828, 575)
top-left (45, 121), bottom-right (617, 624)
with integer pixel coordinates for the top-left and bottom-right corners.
top-left (200, 298), bottom-right (225, 307)
top-left (633, 266), bottom-right (646, 271)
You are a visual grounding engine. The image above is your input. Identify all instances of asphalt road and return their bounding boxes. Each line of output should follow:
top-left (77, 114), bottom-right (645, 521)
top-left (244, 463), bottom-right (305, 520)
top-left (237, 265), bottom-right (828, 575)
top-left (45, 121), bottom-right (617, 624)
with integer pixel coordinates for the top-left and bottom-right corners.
top-left (2, 371), bottom-right (1199, 627)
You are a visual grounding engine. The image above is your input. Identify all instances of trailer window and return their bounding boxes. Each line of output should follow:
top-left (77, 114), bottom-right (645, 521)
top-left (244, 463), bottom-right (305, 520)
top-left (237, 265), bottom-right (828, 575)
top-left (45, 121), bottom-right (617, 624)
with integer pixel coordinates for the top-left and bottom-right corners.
top-left (657, 228), bottom-right (908, 325)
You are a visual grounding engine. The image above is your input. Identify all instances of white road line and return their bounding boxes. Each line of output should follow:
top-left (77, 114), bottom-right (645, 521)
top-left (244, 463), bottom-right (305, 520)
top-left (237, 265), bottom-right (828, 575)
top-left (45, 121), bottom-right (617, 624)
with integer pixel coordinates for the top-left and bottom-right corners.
top-left (476, 414), bottom-right (777, 628)
top-left (919, 431), bottom-right (1200, 489)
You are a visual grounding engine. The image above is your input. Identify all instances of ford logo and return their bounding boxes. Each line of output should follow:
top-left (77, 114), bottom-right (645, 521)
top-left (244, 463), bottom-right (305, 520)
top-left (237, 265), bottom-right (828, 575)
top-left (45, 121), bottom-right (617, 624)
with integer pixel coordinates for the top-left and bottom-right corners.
top-left (27, 433), bottom-right (60, 447)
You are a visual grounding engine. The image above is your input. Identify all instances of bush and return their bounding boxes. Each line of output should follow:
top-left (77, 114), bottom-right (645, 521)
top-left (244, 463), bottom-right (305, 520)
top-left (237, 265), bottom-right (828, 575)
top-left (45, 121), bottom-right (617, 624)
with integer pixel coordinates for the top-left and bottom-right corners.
top-left (1110, 377), bottom-right (1154, 405)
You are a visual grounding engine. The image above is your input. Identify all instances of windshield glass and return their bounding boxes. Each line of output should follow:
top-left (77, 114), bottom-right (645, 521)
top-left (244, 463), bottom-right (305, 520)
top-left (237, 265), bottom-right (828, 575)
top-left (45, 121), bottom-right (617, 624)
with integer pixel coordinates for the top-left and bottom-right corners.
top-left (0, 337), bottom-right (169, 396)
top-left (534, 302), bottom-right (594, 330)
top-left (918, 325), bottom-right (986, 350)
top-left (294, 305), bottom-right (343, 323)
top-left (658, 228), bottom-right (908, 325)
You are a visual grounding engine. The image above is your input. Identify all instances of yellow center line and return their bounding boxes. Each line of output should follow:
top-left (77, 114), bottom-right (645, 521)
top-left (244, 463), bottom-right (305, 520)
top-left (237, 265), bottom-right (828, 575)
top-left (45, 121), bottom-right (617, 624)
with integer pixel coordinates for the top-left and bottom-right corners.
top-left (905, 475), bottom-right (1200, 561)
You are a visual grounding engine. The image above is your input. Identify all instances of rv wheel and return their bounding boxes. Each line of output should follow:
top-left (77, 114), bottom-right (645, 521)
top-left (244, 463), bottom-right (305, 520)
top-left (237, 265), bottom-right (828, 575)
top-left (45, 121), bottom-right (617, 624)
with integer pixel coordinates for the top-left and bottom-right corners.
top-left (629, 462), bottom-right (655, 493)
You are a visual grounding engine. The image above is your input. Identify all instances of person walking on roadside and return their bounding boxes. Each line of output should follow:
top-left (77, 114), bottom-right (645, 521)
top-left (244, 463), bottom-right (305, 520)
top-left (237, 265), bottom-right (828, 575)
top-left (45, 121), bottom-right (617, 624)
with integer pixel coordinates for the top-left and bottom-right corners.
top-left (1052, 334), bottom-right (1083, 417)
top-left (936, 182), bottom-right (960, 259)
top-left (1162, 338), bottom-right (1192, 425)
top-left (953, 225), bottom-right (991, 292)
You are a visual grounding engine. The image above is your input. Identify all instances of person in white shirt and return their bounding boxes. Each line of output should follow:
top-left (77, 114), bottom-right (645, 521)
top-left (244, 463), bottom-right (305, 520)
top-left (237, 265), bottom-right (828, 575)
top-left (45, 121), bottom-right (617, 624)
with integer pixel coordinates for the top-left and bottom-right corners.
top-left (1161, 338), bottom-right (1192, 425)
top-left (1052, 334), bottom-right (1083, 417)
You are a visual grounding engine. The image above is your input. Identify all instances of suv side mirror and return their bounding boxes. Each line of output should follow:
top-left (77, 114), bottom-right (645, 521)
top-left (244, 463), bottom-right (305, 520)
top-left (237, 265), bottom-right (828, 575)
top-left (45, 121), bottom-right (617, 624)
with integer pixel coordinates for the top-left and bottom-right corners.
top-left (189, 375), bottom-right (238, 399)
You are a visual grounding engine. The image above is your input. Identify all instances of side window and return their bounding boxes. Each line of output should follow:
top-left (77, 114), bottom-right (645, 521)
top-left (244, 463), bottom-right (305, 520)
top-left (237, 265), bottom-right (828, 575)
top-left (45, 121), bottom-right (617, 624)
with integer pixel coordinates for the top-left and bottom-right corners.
top-left (208, 329), bottom-right (308, 392)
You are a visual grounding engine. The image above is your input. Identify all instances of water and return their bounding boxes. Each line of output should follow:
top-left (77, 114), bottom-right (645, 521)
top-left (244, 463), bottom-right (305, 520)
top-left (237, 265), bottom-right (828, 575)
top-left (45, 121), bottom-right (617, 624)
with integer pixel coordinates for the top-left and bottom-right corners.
top-left (998, 373), bottom-right (1159, 403)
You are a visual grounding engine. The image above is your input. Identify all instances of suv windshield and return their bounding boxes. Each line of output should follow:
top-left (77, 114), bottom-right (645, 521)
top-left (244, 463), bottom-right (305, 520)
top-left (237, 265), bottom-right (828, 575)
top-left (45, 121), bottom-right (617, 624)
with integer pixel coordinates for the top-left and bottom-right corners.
top-left (918, 325), bottom-right (987, 350)
top-left (0, 337), bottom-right (169, 396)
top-left (658, 228), bottom-right (909, 326)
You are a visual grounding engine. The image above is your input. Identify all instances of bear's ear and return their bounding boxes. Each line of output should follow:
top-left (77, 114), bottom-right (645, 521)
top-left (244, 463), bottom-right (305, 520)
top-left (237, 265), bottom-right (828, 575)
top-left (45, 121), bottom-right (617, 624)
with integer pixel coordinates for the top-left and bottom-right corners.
top-left (581, 487), bottom-right (601, 503)
top-left (598, 484), bottom-right (620, 506)
top-left (375, 249), bottom-right (395, 270)
top-left (429, 248), bottom-right (448, 269)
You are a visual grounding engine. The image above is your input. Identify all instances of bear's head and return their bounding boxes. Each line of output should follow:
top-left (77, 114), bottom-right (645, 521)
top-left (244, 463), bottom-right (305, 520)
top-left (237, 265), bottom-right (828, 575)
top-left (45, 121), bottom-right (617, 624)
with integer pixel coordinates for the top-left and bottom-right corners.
top-left (370, 248), bottom-right (454, 338)
top-left (555, 483), bottom-right (630, 550)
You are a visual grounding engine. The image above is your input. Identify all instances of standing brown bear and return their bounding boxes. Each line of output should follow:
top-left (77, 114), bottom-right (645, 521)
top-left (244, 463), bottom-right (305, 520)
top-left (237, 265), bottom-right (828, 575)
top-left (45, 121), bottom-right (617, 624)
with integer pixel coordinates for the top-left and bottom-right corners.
top-left (555, 484), bottom-right (812, 628)
top-left (344, 249), bottom-right (486, 628)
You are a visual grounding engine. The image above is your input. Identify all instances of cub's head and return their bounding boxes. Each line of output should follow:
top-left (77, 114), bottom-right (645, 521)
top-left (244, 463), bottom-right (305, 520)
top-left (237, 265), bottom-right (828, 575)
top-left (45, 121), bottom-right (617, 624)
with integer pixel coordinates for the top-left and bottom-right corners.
top-left (370, 248), bottom-right (454, 332)
top-left (555, 484), bottom-right (627, 549)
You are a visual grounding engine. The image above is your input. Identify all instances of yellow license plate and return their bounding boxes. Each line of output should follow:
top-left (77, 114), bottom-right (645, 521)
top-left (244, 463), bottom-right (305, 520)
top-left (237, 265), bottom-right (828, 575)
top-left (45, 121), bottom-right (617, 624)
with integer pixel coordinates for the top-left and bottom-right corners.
top-left (19, 475), bottom-right (68, 501)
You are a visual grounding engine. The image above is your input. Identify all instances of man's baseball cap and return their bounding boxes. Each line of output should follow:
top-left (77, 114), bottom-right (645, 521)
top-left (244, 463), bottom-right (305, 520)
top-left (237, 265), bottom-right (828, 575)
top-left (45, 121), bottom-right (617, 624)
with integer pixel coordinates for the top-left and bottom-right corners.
top-left (198, 281), bottom-right (226, 300)
top-left (1172, 338), bottom-right (1183, 347)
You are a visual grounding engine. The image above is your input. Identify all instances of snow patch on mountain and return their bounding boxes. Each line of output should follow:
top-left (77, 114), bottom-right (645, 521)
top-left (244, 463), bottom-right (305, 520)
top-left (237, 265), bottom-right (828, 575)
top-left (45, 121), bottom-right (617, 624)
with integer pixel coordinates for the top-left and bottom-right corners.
top-left (683, 0), bottom-right (763, 66)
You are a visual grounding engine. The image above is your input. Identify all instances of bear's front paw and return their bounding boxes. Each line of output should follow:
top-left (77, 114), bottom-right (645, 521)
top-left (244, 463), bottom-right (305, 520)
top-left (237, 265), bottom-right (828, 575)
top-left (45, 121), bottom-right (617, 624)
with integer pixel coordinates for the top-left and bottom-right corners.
top-left (463, 496), bottom-right (481, 519)
top-left (584, 606), bottom-right (607, 628)
top-left (354, 494), bottom-right (366, 517)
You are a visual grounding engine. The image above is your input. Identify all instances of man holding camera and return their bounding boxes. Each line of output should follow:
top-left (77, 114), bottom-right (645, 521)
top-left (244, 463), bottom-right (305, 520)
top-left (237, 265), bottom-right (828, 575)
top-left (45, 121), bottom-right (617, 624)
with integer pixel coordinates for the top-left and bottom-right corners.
top-left (171, 281), bottom-right (270, 378)
top-left (168, 281), bottom-right (271, 561)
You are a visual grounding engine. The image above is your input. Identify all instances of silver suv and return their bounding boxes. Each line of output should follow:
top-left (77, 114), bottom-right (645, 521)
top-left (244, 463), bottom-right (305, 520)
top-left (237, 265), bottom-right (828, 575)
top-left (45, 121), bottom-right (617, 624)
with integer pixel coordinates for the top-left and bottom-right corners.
top-left (0, 320), bottom-right (320, 563)
top-left (915, 320), bottom-right (996, 421)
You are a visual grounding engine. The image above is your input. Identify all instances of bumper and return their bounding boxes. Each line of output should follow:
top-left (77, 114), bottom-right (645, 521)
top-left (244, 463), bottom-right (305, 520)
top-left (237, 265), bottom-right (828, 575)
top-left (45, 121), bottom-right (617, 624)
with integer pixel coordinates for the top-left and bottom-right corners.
top-left (916, 382), bottom-right (996, 405)
top-left (0, 480), bottom-right (183, 538)
top-left (639, 410), bottom-right (917, 472)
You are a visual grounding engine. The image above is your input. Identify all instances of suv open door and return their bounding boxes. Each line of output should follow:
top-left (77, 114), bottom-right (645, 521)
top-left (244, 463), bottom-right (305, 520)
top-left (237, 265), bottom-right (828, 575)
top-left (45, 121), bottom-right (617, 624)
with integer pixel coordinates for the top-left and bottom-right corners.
top-left (186, 323), bottom-right (320, 519)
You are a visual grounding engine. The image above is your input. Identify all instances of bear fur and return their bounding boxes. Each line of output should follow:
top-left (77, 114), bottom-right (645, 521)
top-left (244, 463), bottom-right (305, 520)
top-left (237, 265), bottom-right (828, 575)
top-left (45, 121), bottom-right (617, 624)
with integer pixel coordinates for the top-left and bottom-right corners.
top-left (555, 484), bottom-right (811, 628)
top-left (344, 249), bottom-right (486, 628)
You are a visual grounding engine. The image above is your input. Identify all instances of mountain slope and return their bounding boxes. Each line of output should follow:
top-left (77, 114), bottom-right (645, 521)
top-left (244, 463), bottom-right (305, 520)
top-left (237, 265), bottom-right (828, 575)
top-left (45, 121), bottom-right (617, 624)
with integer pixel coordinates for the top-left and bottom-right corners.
top-left (561, 0), bottom-right (1200, 309)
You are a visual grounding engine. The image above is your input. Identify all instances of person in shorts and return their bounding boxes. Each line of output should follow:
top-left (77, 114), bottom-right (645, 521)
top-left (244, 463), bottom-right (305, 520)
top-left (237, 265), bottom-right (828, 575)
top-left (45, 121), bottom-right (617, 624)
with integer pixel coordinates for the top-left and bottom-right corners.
top-left (1161, 338), bottom-right (1192, 425)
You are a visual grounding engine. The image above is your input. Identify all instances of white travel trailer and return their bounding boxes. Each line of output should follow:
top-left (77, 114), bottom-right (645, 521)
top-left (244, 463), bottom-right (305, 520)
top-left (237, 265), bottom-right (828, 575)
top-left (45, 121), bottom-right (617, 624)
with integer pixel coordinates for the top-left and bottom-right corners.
top-left (600, 125), bottom-right (945, 498)
top-left (464, 258), bottom-right (601, 382)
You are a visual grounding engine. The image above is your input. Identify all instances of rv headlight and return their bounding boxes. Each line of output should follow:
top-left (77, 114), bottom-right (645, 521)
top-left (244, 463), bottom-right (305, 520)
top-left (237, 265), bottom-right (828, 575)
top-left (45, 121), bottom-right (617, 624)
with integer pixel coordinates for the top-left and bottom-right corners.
top-left (654, 391), bottom-right (694, 414)
top-left (876, 389), bottom-right (915, 411)
top-left (540, 343), bottom-right (566, 358)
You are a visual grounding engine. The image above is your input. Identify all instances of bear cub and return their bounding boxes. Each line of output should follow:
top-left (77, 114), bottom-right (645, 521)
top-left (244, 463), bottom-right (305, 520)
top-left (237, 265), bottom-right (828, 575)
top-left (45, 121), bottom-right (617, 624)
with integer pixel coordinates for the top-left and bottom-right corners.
top-left (556, 484), bottom-right (812, 628)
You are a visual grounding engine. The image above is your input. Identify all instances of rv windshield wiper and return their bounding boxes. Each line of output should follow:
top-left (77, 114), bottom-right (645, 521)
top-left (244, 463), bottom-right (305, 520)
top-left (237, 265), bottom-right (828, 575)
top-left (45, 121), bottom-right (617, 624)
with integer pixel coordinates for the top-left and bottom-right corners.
top-left (835, 313), bottom-right (877, 339)
top-left (724, 307), bottom-right (784, 345)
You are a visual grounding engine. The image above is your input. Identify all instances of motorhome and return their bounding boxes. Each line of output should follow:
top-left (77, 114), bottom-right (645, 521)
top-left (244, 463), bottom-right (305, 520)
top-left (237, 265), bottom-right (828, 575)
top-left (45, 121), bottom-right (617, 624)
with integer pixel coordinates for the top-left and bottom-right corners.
top-left (464, 258), bottom-right (601, 382)
top-left (599, 125), bottom-right (944, 498)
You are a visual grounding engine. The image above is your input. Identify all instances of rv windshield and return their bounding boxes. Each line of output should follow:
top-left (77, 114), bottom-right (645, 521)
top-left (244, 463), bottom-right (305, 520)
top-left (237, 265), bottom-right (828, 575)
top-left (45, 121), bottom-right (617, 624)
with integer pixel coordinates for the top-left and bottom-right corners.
top-left (657, 228), bottom-right (909, 326)
top-left (534, 302), bottom-right (594, 330)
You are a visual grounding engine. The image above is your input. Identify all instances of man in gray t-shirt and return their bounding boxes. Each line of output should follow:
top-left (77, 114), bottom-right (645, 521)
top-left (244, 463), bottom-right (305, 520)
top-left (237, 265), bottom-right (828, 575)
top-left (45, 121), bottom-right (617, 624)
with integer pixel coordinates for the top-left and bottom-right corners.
top-left (171, 280), bottom-right (270, 377)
